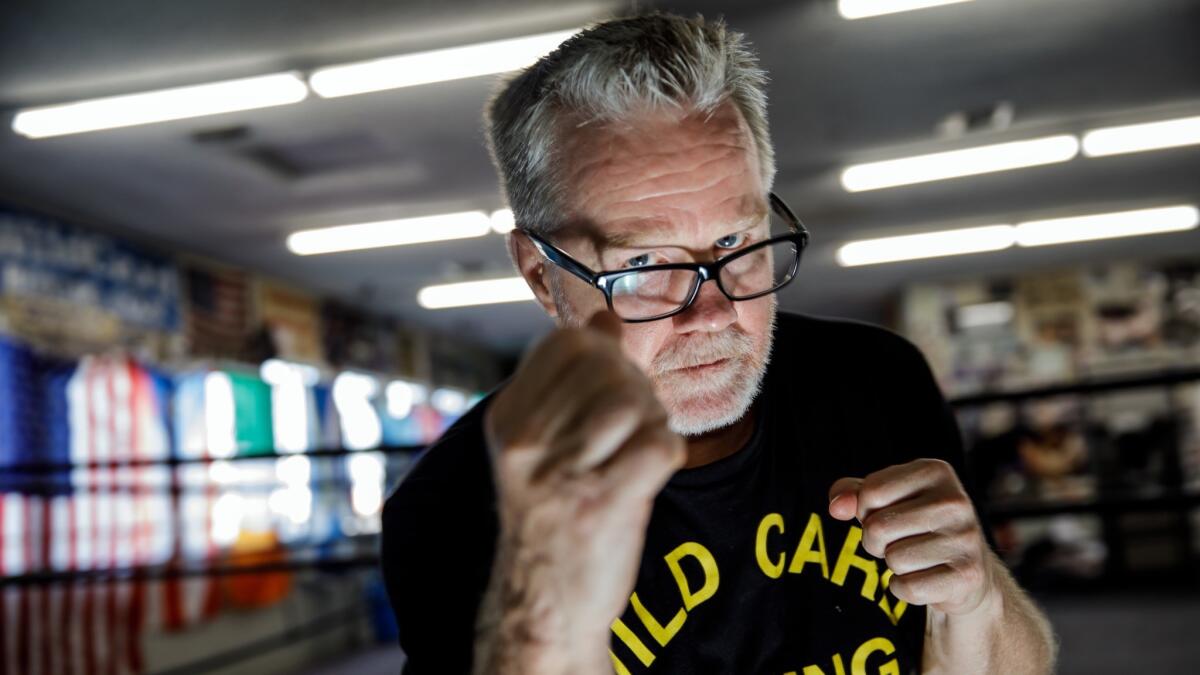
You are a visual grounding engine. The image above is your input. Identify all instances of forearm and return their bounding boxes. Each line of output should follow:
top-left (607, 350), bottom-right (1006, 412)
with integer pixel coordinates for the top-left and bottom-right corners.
top-left (922, 550), bottom-right (1056, 675)
top-left (472, 542), bottom-right (611, 675)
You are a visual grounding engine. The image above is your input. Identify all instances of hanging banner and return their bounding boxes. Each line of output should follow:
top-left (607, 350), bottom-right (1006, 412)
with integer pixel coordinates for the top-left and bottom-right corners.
top-left (259, 283), bottom-right (322, 364)
top-left (320, 302), bottom-right (396, 372)
top-left (183, 263), bottom-right (252, 360)
top-left (0, 208), bottom-right (180, 350)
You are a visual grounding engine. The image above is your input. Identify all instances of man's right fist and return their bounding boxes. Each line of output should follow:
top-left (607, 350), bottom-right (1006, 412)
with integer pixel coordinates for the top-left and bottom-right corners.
top-left (480, 310), bottom-right (685, 662)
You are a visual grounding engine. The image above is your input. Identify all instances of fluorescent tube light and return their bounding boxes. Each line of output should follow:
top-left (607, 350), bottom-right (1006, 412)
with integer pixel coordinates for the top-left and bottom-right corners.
top-left (1082, 115), bottom-right (1200, 157)
top-left (287, 211), bottom-right (491, 255)
top-left (1015, 205), bottom-right (1199, 247)
top-left (840, 135), bottom-right (1079, 192)
top-left (839, 0), bottom-right (974, 20)
top-left (417, 277), bottom-right (534, 309)
top-left (12, 73), bottom-right (308, 139)
top-left (310, 29), bottom-right (579, 98)
top-left (836, 225), bottom-right (1015, 266)
top-left (490, 209), bottom-right (516, 234)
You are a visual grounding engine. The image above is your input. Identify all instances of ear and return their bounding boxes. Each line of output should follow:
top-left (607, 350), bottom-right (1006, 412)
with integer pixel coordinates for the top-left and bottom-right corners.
top-left (508, 232), bottom-right (559, 319)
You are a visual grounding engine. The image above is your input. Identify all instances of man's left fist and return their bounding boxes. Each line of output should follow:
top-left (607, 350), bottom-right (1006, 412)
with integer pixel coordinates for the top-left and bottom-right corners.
top-left (828, 459), bottom-right (994, 616)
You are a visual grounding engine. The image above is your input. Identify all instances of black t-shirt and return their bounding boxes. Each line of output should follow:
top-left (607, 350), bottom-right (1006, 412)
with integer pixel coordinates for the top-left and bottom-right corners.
top-left (381, 312), bottom-right (980, 675)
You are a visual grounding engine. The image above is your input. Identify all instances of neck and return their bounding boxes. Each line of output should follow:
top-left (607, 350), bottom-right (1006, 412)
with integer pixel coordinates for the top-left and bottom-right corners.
top-left (681, 405), bottom-right (756, 469)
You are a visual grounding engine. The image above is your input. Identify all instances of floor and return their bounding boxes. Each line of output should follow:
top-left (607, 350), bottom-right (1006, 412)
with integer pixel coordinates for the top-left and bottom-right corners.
top-left (1040, 589), bottom-right (1200, 674)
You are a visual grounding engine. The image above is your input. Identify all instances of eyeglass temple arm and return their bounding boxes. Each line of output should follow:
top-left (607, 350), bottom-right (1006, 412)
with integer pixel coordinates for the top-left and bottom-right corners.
top-left (768, 192), bottom-right (808, 238)
top-left (519, 230), bottom-right (599, 286)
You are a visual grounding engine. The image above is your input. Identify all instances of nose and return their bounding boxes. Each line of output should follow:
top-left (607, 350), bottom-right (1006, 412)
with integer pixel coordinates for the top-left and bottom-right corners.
top-left (672, 278), bottom-right (737, 334)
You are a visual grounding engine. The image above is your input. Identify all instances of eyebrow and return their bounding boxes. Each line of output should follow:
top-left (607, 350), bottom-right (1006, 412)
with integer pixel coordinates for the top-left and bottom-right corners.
top-left (598, 209), bottom-right (769, 249)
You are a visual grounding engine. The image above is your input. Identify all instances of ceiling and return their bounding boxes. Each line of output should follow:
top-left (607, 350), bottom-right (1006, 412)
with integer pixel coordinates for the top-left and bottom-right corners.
top-left (1, 0), bottom-right (1199, 355)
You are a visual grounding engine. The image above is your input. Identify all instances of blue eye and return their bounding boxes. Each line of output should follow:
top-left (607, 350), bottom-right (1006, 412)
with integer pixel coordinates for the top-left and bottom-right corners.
top-left (715, 233), bottom-right (744, 249)
top-left (625, 253), bottom-right (652, 268)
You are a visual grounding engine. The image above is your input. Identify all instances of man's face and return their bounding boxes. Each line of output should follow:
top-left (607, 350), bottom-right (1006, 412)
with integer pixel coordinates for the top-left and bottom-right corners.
top-left (516, 101), bottom-right (777, 436)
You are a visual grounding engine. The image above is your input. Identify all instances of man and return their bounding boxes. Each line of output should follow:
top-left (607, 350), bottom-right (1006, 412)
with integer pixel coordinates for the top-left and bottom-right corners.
top-left (382, 13), bottom-right (1055, 675)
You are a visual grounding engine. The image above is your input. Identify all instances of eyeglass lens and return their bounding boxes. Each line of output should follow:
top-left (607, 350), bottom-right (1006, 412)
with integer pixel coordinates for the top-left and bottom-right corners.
top-left (609, 238), bottom-right (799, 320)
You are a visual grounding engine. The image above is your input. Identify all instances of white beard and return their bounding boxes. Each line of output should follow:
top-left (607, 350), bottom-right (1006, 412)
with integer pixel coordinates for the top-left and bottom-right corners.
top-left (551, 272), bottom-right (776, 437)
top-left (650, 306), bottom-right (775, 437)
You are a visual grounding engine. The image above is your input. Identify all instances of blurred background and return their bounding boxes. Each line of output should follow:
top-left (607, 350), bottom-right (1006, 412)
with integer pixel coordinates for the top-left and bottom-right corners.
top-left (1, 0), bottom-right (1198, 673)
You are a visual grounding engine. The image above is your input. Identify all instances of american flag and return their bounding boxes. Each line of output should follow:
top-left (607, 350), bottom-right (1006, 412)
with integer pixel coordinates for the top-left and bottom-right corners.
top-left (1, 354), bottom-right (218, 675)
top-left (185, 265), bottom-right (252, 361)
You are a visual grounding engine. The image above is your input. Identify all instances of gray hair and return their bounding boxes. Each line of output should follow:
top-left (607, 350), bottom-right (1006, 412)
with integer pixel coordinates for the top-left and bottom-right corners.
top-left (484, 13), bottom-right (776, 236)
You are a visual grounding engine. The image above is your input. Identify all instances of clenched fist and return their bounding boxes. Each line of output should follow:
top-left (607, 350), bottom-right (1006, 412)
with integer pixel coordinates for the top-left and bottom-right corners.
top-left (476, 311), bottom-right (686, 674)
top-left (828, 459), bottom-right (994, 617)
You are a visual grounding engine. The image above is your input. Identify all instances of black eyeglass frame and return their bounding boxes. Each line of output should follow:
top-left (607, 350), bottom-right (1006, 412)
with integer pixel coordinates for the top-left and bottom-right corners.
top-left (518, 193), bottom-right (810, 323)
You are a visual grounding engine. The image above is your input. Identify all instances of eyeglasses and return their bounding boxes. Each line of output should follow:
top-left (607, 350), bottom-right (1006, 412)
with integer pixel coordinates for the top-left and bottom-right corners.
top-left (519, 193), bottom-right (809, 323)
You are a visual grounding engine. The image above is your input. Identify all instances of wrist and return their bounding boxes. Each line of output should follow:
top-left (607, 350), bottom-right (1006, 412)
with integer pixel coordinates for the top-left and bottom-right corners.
top-left (477, 610), bottom-right (610, 675)
top-left (475, 543), bottom-right (612, 675)
top-left (939, 555), bottom-right (1006, 626)
top-left (973, 553), bottom-right (1007, 619)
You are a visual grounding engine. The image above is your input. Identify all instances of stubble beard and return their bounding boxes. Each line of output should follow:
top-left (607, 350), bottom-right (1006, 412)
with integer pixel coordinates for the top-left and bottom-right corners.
top-left (551, 274), bottom-right (776, 438)
top-left (649, 301), bottom-right (775, 437)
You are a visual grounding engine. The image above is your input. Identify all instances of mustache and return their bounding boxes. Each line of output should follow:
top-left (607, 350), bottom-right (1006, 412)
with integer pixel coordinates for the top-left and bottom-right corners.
top-left (650, 327), bottom-right (755, 374)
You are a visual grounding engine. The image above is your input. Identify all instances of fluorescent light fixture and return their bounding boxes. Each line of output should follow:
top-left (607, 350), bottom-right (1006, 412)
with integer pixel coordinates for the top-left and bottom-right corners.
top-left (839, 0), bottom-right (974, 20)
top-left (836, 224), bottom-right (1015, 266)
top-left (1015, 205), bottom-right (1199, 247)
top-left (12, 73), bottom-right (308, 139)
top-left (841, 135), bottom-right (1079, 192)
top-left (310, 29), bottom-right (579, 98)
top-left (1082, 115), bottom-right (1200, 157)
top-left (417, 277), bottom-right (534, 309)
top-left (287, 210), bottom-right (491, 255)
top-left (490, 209), bottom-right (516, 234)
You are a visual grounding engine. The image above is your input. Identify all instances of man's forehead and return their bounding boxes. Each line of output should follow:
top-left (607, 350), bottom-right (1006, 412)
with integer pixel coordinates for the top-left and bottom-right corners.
top-left (561, 194), bottom-right (769, 252)
top-left (553, 100), bottom-right (768, 252)
top-left (598, 202), bottom-right (769, 248)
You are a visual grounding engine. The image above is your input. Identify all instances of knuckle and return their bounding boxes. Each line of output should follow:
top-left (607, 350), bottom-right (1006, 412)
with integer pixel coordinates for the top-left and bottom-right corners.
top-left (618, 364), bottom-right (654, 394)
top-left (860, 473), bottom-right (883, 494)
top-left (931, 490), bottom-right (970, 515)
top-left (863, 514), bottom-right (894, 547)
top-left (952, 527), bottom-right (981, 550)
top-left (921, 458), bottom-right (954, 481)
top-left (908, 580), bottom-right (935, 605)
top-left (554, 328), bottom-right (595, 357)
top-left (618, 385), bottom-right (663, 421)
top-left (595, 392), bottom-right (642, 423)
top-left (865, 533), bottom-right (888, 558)
top-left (881, 537), bottom-right (908, 563)
top-left (956, 560), bottom-right (984, 588)
top-left (889, 575), bottom-right (916, 602)
top-left (858, 483), bottom-right (885, 512)
top-left (574, 351), bottom-right (615, 379)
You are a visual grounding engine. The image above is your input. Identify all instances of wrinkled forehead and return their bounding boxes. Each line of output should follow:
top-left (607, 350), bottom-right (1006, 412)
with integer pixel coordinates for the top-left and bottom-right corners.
top-left (553, 101), bottom-right (767, 255)
top-left (566, 194), bottom-right (770, 252)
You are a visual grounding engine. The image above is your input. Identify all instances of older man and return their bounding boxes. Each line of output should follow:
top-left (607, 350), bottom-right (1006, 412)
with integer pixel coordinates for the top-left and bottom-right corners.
top-left (381, 13), bottom-right (1055, 675)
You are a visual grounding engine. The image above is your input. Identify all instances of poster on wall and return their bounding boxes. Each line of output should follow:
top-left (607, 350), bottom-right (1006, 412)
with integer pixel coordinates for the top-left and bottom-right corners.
top-left (184, 263), bottom-right (254, 360)
top-left (1162, 263), bottom-right (1200, 350)
top-left (320, 301), bottom-right (396, 372)
top-left (259, 283), bottom-right (323, 365)
top-left (0, 208), bottom-right (181, 353)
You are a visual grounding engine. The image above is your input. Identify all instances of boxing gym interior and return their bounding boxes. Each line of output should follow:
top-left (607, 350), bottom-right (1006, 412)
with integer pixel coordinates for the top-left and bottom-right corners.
top-left (1, 0), bottom-right (1199, 673)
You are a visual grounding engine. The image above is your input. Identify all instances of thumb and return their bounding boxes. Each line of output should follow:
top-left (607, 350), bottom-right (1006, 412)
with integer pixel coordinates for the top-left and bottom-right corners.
top-left (586, 309), bottom-right (623, 341)
top-left (828, 477), bottom-right (863, 522)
